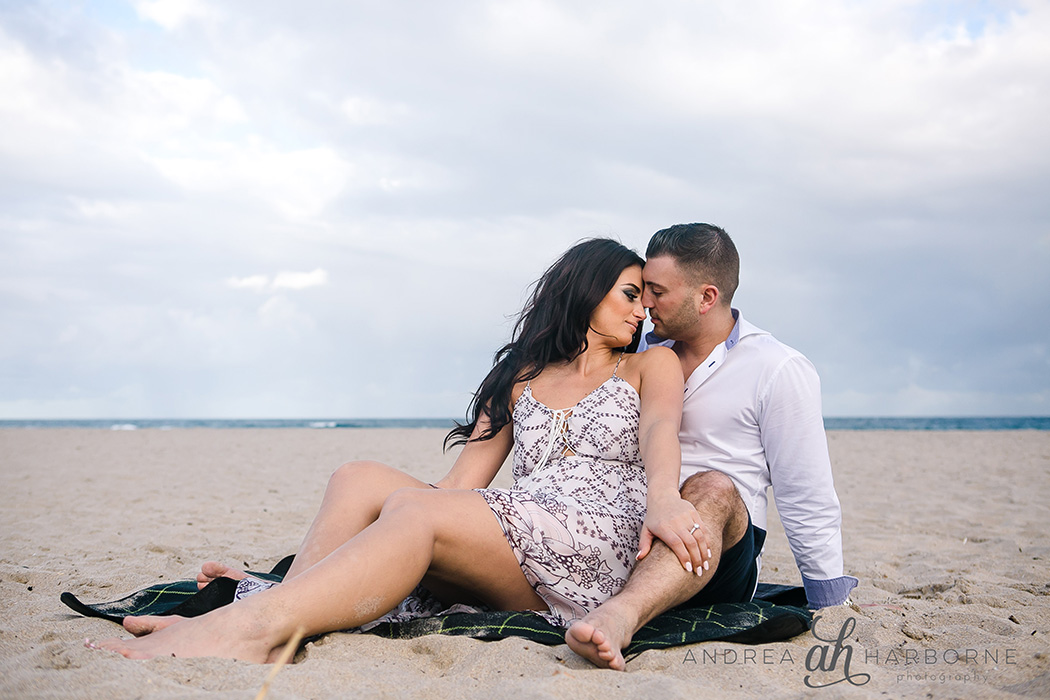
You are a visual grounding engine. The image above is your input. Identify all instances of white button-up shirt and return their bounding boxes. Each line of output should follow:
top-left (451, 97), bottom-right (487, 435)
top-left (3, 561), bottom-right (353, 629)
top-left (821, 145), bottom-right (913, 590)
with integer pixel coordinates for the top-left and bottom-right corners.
top-left (640, 310), bottom-right (857, 607)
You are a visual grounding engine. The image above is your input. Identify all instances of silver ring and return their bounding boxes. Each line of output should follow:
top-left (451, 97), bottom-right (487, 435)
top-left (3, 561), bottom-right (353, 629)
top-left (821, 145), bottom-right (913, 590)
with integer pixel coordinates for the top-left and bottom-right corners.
top-left (689, 523), bottom-right (700, 534)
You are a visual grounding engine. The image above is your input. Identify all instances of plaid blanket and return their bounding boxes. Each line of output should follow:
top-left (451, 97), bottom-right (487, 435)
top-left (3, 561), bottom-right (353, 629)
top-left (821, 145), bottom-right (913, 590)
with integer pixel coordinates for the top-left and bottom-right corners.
top-left (61, 556), bottom-right (811, 659)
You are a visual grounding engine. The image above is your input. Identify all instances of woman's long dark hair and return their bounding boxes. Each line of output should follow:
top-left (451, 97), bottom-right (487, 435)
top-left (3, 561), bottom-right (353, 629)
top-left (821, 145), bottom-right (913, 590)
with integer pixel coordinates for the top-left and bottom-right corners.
top-left (445, 238), bottom-right (644, 449)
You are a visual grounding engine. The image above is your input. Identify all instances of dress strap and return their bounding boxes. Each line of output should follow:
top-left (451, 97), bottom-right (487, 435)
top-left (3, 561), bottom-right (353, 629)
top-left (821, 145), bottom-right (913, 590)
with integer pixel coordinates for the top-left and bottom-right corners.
top-left (612, 351), bottom-right (625, 376)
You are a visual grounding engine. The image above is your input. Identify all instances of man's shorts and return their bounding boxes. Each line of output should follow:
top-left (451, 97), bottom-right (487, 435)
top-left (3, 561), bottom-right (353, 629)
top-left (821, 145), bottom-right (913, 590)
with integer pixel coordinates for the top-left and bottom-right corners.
top-left (682, 513), bottom-right (767, 607)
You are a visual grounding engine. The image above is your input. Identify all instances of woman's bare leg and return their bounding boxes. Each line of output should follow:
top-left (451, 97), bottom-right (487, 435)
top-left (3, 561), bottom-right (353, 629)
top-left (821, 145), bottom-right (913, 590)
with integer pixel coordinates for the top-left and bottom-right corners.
top-left (99, 488), bottom-right (543, 662)
top-left (285, 461), bottom-right (435, 580)
top-left (194, 460), bottom-right (430, 587)
top-left (125, 461), bottom-right (430, 639)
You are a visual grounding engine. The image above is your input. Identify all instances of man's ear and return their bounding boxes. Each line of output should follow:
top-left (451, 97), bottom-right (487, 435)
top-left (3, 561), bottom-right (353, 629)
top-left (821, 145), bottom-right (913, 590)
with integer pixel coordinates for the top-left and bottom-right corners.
top-left (697, 284), bottom-right (720, 315)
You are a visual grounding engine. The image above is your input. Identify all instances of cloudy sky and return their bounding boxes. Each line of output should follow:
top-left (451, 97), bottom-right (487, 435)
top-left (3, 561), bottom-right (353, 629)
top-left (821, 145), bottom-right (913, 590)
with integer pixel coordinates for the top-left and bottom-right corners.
top-left (2, 0), bottom-right (1047, 419)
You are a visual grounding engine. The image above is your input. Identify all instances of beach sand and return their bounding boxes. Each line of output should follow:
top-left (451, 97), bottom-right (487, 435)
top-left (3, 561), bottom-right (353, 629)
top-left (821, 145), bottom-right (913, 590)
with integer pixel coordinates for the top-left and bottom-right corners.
top-left (1, 428), bottom-right (1048, 699)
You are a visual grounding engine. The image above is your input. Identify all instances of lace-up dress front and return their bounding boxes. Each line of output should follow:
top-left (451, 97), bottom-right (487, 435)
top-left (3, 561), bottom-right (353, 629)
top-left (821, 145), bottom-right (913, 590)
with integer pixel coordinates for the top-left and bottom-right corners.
top-left (477, 359), bottom-right (647, 626)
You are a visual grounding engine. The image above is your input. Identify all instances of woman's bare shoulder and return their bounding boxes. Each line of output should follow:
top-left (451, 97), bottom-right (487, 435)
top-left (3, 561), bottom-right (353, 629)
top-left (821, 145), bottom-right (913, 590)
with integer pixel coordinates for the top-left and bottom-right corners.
top-left (632, 345), bottom-right (679, 369)
top-left (629, 348), bottom-right (684, 397)
top-left (617, 347), bottom-right (680, 391)
top-left (509, 365), bottom-right (538, 405)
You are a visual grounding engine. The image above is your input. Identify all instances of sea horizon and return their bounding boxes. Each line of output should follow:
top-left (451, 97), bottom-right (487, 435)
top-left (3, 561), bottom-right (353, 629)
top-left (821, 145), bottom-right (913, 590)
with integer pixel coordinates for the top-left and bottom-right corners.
top-left (1, 416), bottom-right (1048, 431)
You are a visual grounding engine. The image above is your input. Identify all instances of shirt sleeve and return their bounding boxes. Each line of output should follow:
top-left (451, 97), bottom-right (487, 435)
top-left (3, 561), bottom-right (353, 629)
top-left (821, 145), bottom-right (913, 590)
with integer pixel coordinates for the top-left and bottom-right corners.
top-left (759, 354), bottom-right (857, 608)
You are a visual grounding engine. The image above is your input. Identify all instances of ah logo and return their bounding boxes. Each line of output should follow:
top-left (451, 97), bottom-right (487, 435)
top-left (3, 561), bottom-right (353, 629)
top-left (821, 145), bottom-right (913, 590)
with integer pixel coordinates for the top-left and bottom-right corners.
top-left (803, 615), bottom-right (871, 688)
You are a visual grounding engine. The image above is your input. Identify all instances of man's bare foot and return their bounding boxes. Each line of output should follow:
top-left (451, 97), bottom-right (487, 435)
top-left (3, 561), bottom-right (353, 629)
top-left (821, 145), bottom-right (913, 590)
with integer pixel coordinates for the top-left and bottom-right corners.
top-left (197, 561), bottom-right (250, 589)
top-left (96, 605), bottom-right (280, 662)
top-left (565, 606), bottom-right (635, 671)
top-left (124, 614), bottom-right (185, 637)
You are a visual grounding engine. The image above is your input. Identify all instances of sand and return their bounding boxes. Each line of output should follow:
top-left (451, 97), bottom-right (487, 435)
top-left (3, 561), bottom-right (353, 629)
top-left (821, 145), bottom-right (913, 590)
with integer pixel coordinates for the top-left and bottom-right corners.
top-left (1, 428), bottom-right (1048, 699)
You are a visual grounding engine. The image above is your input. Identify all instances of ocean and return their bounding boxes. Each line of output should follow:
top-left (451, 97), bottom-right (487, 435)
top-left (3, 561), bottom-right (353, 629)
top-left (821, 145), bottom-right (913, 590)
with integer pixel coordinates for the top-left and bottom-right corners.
top-left (0, 417), bottom-right (1048, 430)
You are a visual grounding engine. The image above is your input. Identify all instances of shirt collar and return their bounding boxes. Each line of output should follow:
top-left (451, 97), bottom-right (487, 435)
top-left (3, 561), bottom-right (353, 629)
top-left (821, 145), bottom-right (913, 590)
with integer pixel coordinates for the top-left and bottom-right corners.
top-left (724, 308), bottom-right (741, 351)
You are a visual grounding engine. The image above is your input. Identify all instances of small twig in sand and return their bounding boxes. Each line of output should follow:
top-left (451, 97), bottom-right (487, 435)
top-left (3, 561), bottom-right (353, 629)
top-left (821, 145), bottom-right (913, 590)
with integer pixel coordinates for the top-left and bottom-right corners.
top-left (254, 627), bottom-right (305, 700)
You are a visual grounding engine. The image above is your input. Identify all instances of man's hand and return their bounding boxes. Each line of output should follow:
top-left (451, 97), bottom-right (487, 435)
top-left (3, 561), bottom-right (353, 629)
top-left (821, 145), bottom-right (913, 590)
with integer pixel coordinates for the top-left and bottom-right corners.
top-left (636, 494), bottom-right (713, 575)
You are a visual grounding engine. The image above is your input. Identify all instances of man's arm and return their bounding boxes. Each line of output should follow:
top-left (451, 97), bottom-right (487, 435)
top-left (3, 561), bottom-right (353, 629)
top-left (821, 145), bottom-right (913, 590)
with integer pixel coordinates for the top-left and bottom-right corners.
top-left (760, 354), bottom-right (858, 608)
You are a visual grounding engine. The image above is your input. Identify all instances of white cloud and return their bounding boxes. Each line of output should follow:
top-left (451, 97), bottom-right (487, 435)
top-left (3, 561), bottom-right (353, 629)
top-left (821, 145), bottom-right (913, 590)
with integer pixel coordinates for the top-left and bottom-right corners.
top-left (128, 71), bottom-right (249, 132)
top-left (132, 0), bottom-right (215, 30)
top-left (214, 95), bottom-right (248, 123)
top-left (226, 270), bottom-right (328, 292)
top-left (273, 269), bottom-right (328, 290)
top-left (0, 36), bottom-right (74, 130)
top-left (226, 275), bottom-right (270, 292)
top-left (0, 25), bottom-right (249, 197)
top-left (2, 0), bottom-right (1047, 419)
top-left (0, 32), bottom-right (83, 159)
top-left (257, 295), bottom-right (316, 333)
top-left (150, 144), bottom-right (352, 219)
top-left (69, 198), bottom-right (140, 220)
top-left (340, 96), bottom-right (409, 126)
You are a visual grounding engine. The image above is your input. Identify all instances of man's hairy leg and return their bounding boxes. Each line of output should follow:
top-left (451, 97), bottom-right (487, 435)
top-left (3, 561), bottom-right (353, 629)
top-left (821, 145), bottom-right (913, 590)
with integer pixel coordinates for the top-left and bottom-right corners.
top-left (565, 471), bottom-right (749, 670)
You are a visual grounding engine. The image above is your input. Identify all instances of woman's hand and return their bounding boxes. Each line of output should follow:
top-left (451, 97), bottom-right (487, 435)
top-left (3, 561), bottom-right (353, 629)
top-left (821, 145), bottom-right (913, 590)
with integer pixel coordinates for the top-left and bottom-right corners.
top-left (636, 493), bottom-right (712, 576)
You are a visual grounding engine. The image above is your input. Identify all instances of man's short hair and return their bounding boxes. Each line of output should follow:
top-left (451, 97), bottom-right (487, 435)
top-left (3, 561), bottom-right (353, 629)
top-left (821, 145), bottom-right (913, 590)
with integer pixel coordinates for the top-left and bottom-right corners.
top-left (646, 223), bottom-right (739, 304)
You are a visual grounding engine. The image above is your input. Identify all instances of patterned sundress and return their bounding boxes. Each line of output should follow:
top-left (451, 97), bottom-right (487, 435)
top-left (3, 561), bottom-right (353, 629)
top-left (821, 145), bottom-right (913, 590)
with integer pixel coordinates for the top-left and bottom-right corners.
top-left (347, 358), bottom-right (647, 631)
top-left (475, 359), bottom-right (647, 626)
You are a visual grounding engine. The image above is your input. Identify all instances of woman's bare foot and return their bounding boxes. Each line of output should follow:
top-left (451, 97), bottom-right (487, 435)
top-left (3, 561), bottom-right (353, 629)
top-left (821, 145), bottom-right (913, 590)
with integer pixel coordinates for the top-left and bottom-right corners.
top-left (96, 604), bottom-right (281, 662)
top-left (565, 606), bottom-right (635, 671)
top-left (197, 561), bottom-right (250, 589)
top-left (123, 614), bottom-right (185, 637)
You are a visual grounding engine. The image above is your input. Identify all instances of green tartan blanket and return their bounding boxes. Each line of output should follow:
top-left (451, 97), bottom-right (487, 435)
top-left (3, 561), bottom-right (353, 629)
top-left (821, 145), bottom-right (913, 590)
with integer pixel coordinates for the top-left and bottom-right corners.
top-left (61, 556), bottom-right (811, 659)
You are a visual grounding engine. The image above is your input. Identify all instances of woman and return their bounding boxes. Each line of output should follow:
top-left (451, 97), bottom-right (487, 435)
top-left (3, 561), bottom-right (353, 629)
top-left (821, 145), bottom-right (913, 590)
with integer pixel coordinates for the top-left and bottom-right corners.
top-left (96, 238), bottom-right (708, 662)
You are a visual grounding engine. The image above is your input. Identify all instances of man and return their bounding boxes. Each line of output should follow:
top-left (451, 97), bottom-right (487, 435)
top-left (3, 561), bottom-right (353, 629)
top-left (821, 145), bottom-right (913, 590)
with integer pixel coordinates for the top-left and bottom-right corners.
top-left (566, 223), bottom-right (857, 670)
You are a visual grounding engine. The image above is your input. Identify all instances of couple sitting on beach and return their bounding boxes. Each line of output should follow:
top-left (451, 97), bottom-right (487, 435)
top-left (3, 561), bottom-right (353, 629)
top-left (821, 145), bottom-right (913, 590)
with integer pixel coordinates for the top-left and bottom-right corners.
top-left (96, 223), bottom-right (857, 670)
